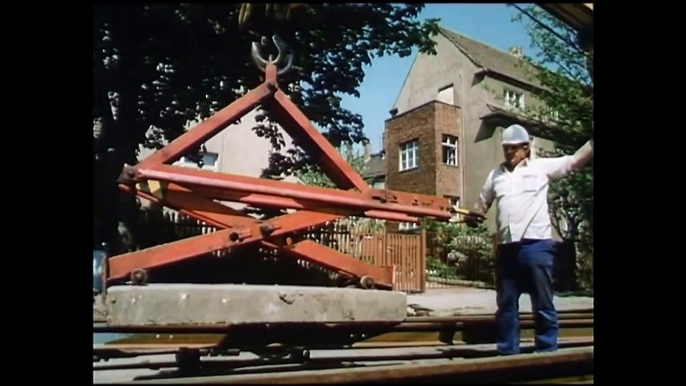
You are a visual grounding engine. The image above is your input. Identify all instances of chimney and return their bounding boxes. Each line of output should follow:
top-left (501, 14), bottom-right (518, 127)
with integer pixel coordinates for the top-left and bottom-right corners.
top-left (509, 46), bottom-right (523, 58)
top-left (363, 141), bottom-right (372, 161)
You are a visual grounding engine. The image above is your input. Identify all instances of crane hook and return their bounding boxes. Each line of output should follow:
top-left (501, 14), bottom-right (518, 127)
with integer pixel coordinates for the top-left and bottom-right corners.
top-left (251, 34), bottom-right (294, 76)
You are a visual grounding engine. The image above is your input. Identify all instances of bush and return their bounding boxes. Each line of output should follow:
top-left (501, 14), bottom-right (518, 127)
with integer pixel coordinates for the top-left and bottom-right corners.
top-left (423, 220), bottom-right (495, 284)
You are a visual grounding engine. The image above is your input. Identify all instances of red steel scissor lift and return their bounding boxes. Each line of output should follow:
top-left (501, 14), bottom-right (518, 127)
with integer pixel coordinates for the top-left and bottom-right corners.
top-left (104, 35), bottom-right (483, 293)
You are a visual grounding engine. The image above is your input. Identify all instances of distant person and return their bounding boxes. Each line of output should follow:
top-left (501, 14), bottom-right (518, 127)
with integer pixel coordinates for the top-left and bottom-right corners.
top-left (465, 124), bottom-right (593, 355)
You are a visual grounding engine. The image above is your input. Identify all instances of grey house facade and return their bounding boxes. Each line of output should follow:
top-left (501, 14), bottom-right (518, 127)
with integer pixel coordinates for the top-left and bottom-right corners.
top-left (383, 27), bottom-right (561, 233)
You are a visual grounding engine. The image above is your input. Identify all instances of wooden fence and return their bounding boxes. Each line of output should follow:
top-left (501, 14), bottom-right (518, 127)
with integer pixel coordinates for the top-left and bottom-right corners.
top-left (137, 210), bottom-right (427, 293)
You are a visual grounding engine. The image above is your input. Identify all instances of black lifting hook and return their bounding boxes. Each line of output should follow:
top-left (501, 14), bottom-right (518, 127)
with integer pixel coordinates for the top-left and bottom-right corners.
top-left (251, 34), bottom-right (294, 76)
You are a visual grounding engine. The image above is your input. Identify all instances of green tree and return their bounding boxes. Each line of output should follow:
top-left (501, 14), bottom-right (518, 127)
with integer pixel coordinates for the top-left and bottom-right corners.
top-left (296, 142), bottom-right (368, 188)
top-left (93, 3), bottom-right (439, 252)
top-left (509, 5), bottom-right (593, 287)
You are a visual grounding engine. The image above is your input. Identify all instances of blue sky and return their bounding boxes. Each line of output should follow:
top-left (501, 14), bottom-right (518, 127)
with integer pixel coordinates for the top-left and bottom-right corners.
top-left (340, 3), bottom-right (538, 153)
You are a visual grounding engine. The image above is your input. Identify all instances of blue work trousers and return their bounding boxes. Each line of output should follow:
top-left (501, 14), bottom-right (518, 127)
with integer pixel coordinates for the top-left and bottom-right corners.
top-left (495, 238), bottom-right (558, 355)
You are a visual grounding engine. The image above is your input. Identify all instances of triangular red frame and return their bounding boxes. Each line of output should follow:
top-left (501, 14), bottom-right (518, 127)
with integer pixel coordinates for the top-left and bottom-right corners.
top-left (106, 63), bottom-right (454, 291)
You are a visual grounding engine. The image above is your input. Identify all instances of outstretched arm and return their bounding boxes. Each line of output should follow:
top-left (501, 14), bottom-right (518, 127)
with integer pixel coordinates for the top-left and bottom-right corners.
top-left (542, 139), bottom-right (593, 180)
top-left (570, 139), bottom-right (593, 171)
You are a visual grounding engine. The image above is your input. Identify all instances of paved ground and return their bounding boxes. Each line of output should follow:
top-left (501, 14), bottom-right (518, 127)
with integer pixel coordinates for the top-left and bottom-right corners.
top-left (407, 287), bottom-right (593, 316)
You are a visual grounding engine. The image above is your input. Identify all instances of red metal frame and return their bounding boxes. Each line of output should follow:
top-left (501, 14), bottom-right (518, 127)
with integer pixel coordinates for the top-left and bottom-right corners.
top-left (107, 62), bottom-right (457, 290)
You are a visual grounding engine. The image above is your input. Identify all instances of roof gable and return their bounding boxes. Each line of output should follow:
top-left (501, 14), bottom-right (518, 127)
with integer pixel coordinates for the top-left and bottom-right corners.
top-left (438, 27), bottom-right (542, 89)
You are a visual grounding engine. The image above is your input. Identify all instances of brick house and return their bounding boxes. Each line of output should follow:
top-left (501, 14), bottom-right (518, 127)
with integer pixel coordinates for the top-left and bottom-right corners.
top-left (383, 27), bottom-right (562, 233)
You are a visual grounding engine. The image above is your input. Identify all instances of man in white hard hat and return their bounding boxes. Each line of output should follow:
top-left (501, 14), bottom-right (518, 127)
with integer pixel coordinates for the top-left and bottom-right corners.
top-left (465, 124), bottom-right (592, 355)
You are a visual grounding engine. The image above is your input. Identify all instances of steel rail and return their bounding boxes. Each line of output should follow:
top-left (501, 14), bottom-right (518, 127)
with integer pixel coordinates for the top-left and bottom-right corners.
top-left (94, 337), bottom-right (593, 373)
top-left (93, 317), bottom-right (593, 334)
top-left (107, 346), bottom-right (593, 384)
top-left (94, 335), bottom-right (593, 357)
top-left (94, 335), bottom-right (591, 357)
top-left (93, 319), bottom-right (592, 334)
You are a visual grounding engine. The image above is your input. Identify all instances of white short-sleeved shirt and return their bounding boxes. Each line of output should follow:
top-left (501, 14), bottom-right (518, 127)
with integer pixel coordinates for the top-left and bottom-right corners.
top-left (479, 156), bottom-right (574, 245)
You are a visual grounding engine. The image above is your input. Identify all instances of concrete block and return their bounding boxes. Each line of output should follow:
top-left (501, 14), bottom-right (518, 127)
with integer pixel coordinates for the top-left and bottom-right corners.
top-left (105, 284), bottom-right (407, 326)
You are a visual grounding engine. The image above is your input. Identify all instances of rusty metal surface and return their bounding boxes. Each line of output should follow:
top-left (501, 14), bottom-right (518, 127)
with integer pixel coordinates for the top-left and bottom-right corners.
top-left (122, 182), bottom-right (421, 224)
top-left (110, 184), bottom-right (396, 285)
top-left (108, 38), bottom-right (482, 289)
top-left (136, 165), bottom-right (452, 220)
top-left (218, 347), bottom-right (593, 385)
top-left (134, 84), bottom-right (273, 170)
top-left (106, 229), bottom-right (240, 281)
top-left (272, 90), bottom-right (370, 191)
top-left (274, 240), bottom-right (394, 288)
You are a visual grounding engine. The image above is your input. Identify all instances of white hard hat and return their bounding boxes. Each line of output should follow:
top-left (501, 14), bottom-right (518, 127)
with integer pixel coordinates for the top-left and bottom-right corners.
top-left (501, 124), bottom-right (530, 146)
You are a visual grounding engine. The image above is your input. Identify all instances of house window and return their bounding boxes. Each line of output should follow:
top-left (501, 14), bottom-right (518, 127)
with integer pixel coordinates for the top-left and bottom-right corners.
top-left (445, 196), bottom-right (460, 208)
top-left (503, 89), bottom-right (524, 110)
top-left (445, 195), bottom-right (460, 219)
top-left (442, 134), bottom-right (458, 166)
top-left (175, 152), bottom-right (219, 172)
top-left (399, 139), bottom-right (418, 171)
top-left (399, 222), bottom-right (419, 231)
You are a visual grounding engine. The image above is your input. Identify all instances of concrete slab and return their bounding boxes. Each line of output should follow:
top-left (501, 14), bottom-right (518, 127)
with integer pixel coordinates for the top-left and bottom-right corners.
top-left (105, 284), bottom-right (407, 326)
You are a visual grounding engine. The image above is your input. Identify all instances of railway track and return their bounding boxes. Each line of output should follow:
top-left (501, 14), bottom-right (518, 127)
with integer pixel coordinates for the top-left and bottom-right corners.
top-left (94, 309), bottom-right (593, 384)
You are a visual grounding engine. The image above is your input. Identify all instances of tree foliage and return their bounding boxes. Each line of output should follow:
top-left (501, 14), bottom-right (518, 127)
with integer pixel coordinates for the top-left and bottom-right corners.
top-left (510, 5), bottom-right (593, 246)
top-left (93, 3), bottom-right (439, 249)
top-left (93, 3), bottom-right (439, 162)
top-left (295, 142), bottom-right (368, 188)
top-left (509, 5), bottom-right (594, 288)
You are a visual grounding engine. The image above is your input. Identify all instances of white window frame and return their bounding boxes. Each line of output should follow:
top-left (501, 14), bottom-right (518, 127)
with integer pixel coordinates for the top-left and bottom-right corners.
top-left (399, 222), bottom-right (419, 231)
top-left (399, 139), bottom-right (419, 171)
top-left (371, 181), bottom-right (385, 189)
top-left (445, 196), bottom-right (460, 220)
top-left (441, 134), bottom-right (458, 166)
top-left (174, 151), bottom-right (219, 172)
top-left (503, 89), bottom-right (525, 110)
top-left (445, 196), bottom-right (460, 208)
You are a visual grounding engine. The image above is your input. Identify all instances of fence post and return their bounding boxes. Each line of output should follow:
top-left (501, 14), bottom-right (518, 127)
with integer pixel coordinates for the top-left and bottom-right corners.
top-left (420, 228), bottom-right (427, 293)
top-left (492, 233), bottom-right (497, 286)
